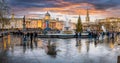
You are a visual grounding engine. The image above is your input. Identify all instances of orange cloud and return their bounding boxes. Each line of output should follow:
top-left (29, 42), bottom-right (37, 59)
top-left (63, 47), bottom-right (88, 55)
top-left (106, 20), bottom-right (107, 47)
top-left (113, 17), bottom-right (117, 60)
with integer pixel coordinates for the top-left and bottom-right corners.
top-left (12, 1), bottom-right (120, 20)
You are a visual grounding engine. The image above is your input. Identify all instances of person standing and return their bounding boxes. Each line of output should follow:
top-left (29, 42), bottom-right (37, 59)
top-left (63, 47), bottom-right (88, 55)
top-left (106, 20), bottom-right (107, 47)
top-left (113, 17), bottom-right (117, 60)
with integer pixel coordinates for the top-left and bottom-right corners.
top-left (30, 32), bottom-right (33, 49)
top-left (34, 32), bottom-right (38, 41)
top-left (111, 31), bottom-right (114, 39)
top-left (34, 32), bottom-right (38, 48)
top-left (75, 32), bottom-right (78, 38)
top-left (102, 32), bottom-right (104, 40)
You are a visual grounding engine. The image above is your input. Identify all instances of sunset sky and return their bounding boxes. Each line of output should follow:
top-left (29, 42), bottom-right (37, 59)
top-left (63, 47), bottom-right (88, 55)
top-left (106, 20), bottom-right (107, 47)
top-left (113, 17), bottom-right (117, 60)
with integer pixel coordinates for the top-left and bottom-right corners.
top-left (7, 0), bottom-right (120, 23)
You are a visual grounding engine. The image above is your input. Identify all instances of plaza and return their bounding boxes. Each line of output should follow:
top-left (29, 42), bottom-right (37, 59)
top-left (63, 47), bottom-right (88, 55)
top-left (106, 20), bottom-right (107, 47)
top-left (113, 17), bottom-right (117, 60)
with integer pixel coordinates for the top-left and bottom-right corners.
top-left (0, 34), bottom-right (120, 63)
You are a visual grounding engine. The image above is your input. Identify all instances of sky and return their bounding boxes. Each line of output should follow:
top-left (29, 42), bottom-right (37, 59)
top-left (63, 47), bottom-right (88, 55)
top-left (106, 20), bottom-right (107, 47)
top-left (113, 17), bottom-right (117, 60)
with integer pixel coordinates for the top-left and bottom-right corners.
top-left (6, 0), bottom-right (120, 23)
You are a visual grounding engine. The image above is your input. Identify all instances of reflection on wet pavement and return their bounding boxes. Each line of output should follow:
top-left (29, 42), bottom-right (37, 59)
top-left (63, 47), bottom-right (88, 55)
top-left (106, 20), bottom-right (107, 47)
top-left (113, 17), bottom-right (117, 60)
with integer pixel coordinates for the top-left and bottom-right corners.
top-left (0, 34), bottom-right (120, 63)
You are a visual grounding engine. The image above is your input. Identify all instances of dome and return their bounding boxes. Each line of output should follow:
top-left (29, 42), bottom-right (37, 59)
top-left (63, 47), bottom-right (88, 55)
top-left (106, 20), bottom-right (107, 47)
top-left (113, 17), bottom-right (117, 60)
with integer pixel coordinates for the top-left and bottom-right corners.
top-left (45, 11), bottom-right (50, 16)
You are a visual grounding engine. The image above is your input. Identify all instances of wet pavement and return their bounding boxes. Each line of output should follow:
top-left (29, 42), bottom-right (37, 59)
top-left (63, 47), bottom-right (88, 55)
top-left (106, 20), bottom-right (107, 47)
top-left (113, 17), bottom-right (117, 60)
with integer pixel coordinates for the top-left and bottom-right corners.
top-left (0, 34), bottom-right (120, 63)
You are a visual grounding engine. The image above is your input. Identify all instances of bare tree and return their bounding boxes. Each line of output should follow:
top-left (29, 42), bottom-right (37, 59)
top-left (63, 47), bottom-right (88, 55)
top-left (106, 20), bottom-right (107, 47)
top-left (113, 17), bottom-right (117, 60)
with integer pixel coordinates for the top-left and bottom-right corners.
top-left (0, 0), bottom-right (10, 30)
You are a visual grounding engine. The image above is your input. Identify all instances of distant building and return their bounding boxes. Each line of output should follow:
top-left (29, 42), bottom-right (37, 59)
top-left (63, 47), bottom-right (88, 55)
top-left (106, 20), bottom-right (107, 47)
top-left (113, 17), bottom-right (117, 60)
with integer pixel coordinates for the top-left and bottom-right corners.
top-left (82, 9), bottom-right (100, 32)
top-left (42, 11), bottom-right (64, 30)
top-left (97, 17), bottom-right (120, 32)
top-left (82, 9), bottom-right (92, 31)
top-left (9, 14), bottom-right (23, 29)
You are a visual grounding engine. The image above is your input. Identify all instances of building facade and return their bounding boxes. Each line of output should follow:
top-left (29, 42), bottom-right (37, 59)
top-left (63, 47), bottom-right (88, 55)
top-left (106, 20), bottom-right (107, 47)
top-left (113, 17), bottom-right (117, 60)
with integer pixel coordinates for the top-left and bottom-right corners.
top-left (81, 9), bottom-right (120, 32)
top-left (97, 17), bottom-right (120, 32)
top-left (3, 12), bottom-right (76, 31)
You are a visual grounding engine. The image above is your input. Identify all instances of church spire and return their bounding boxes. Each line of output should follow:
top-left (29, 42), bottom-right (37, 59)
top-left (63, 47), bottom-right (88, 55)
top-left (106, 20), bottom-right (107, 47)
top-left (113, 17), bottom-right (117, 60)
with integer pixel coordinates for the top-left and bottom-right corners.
top-left (86, 9), bottom-right (90, 23)
top-left (11, 13), bottom-right (14, 21)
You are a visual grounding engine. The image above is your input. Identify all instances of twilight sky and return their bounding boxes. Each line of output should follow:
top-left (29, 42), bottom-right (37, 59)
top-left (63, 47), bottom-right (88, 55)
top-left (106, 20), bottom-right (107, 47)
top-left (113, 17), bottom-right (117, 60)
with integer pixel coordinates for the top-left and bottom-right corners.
top-left (7, 0), bottom-right (120, 22)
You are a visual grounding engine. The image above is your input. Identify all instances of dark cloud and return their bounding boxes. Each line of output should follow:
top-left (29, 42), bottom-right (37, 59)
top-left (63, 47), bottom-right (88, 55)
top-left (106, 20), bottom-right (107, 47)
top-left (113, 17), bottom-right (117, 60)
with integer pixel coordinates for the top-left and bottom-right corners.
top-left (7, 0), bottom-right (120, 10)
top-left (7, 0), bottom-right (64, 8)
top-left (6, 0), bottom-right (120, 17)
top-left (93, 0), bottom-right (120, 10)
top-left (64, 0), bottom-right (120, 10)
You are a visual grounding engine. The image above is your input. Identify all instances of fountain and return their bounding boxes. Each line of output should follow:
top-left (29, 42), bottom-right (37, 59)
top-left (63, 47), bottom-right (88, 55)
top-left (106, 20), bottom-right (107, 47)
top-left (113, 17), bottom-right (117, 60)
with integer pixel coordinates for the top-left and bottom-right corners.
top-left (101, 25), bottom-right (107, 32)
top-left (61, 16), bottom-right (74, 34)
top-left (99, 25), bottom-right (107, 40)
top-left (38, 16), bottom-right (75, 38)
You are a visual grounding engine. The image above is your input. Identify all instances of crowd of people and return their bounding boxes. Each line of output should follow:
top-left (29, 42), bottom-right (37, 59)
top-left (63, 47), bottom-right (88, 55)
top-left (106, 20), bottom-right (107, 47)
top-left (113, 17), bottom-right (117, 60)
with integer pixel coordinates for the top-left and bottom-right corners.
top-left (75, 31), bottom-right (119, 40)
top-left (22, 31), bottom-right (38, 49)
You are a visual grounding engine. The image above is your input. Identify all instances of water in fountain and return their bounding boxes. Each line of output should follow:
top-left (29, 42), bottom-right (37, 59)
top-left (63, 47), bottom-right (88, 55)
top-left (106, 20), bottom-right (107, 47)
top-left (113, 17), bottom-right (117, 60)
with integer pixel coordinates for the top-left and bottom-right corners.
top-left (61, 16), bottom-right (75, 34)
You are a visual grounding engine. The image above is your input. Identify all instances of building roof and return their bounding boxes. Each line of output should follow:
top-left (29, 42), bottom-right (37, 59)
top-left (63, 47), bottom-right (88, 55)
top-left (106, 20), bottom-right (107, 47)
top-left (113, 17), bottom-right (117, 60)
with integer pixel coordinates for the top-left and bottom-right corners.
top-left (45, 11), bottom-right (50, 16)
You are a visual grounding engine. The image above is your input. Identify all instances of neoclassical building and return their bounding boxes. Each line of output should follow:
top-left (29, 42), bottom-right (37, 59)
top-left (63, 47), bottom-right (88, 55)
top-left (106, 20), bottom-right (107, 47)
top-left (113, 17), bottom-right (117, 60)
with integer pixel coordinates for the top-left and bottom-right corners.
top-left (42, 12), bottom-right (64, 30)
top-left (4, 12), bottom-right (76, 31)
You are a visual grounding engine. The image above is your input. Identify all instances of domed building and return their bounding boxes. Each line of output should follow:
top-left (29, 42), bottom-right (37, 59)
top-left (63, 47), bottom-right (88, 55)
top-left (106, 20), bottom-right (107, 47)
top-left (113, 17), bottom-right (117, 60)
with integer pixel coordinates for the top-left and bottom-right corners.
top-left (45, 11), bottom-right (51, 20)
top-left (42, 12), bottom-right (67, 32)
top-left (42, 11), bottom-right (51, 30)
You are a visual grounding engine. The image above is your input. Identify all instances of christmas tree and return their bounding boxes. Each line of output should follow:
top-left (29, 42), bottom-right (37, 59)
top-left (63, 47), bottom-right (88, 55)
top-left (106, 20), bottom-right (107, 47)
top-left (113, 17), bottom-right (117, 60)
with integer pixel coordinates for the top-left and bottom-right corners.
top-left (76, 15), bottom-right (83, 33)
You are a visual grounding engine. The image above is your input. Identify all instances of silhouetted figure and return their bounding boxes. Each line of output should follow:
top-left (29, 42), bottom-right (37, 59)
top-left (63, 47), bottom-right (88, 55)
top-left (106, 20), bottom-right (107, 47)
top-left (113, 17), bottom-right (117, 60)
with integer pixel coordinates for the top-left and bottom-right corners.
top-left (18, 30), bottom-right (21, 35)
top-left (34, 32), bottom-right (38, 41)
top-left (20, 32), bottom-right (23, 35)
top-left (102, 32), bottom-right (104, 39)
top-left (27, 32), bottom-right (30, 37)
top-left (23, 33), bottom-right (27, 45)
top-left (30, 32), bottom-right (33, 49)
top-left (97, 32), bottom-right (100, 39)
top-left (75, 32), bottom-right (78, 38)
top-left (89, 32), bottom-right (92, 38)
top-left (34, 32), bottom-right (38, 38)
top-left (78, 32), bottom-right (81, 38)
top-left (33, 32), bottom-right (38, 48)
top-left (23, 33), bottom-right (27, 53)
top-left (30, 33), bottom-right (33, 42)
top-left (111, 32), bottom-right (114, 39)
top-left (94, 32), bottom-right (97, 39)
